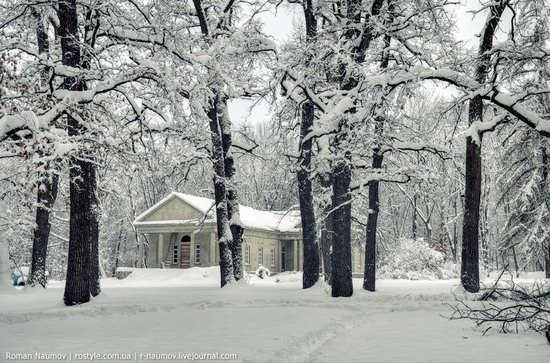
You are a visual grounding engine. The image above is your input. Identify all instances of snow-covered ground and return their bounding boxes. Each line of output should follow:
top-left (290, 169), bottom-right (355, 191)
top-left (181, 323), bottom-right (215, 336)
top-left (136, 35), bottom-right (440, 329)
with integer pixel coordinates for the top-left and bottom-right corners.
top-left (1, 268), bottom-right (548, 362)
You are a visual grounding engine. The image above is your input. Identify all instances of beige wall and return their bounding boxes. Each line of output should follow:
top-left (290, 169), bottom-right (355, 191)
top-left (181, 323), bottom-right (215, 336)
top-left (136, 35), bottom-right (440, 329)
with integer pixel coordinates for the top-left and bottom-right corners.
top-left (142, 197), bottom-right (203, 222)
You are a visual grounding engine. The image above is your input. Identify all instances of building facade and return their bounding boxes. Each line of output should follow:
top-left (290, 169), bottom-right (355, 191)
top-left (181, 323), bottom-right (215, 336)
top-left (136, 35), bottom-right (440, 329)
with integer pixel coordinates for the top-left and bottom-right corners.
top-left (133, 192), bottom-right (364, 274)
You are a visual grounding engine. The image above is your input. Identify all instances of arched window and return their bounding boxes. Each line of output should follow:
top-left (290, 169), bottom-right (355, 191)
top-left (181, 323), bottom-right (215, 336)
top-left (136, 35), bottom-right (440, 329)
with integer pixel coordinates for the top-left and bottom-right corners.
top-left (181, 235), bottom-right (191, 243)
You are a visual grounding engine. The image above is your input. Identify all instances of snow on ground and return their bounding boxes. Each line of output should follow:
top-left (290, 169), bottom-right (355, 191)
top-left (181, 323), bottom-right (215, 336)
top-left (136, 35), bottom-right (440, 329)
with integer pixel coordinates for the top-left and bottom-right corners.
top-left (0, 268), bottom-right (548, 363)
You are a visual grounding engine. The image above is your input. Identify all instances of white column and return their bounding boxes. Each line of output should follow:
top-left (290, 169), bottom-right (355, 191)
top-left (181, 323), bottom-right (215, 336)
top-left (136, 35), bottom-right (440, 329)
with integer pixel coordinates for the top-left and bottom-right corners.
top-left (158, 234), bottom-right (164, 268)
top-left (138, 234), bottom-right (144, 268)
top-left (190, 233), bottom-right (195, 267)
top-left (210, 232), bottom-right (216, 265)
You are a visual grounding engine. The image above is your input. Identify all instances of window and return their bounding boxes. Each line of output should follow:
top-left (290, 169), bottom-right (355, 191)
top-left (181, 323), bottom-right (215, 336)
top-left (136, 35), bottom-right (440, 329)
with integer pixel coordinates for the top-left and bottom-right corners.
top-left (245, 245), bottom-right (250, 265)
top-left (172, 244), bottom-right (178, 264)
top-left (195, 244), bottom-right (201, 264)
top-left (270, 249), bottom-right (275, 267)
top-left (258, 246), bottom-right (264, 266)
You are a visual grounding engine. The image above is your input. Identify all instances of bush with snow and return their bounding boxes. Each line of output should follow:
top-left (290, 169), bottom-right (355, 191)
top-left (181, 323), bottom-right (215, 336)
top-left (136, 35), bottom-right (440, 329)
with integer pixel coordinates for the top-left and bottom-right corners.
top-left (255, 265), bottom-right (270, 279)
top-left (379, 238), bottom-right (458, 280)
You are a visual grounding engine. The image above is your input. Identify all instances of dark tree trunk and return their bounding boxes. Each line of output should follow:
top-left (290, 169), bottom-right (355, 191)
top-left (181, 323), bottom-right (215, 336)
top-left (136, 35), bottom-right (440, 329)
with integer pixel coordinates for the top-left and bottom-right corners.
top-left (331, 156), bottom-right (353, 297)
top-left (319, 175), bottom-right (333, 284)
top-left (412, 194), bottom-right (418, 241)
top-left (208, 93), bottom-right (234, 287)
top-left (299, 102), bottom-right (320, 288)
top-left (363, 119), bottom-right (385, 292)
top-left (219, 99), bottom-right (243, 281)
top-left (60, 0), bottom-right (99, 305)
top-left (192, 0), bottom-right (235, 287)
top-left (363, 32), bottom-right (391, 292)
top-left (298, 0), bottom-right (320, 290)
top-left (89, 171), bottom-right (101, 297)
top-left (540, 145), bottom-right (550, 279)
top-left (28, 8), bottom-right (59, 288)
top-left (330, 0), bottom-right (385, 297)
top-left (461, 1), bottom-right (507, 293)
top-left (28, 175), bottom-right (59, 288)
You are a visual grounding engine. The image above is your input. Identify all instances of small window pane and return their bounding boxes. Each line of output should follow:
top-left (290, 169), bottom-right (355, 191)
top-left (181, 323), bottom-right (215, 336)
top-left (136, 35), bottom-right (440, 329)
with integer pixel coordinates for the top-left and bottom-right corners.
top-left (195, 244), bottom-right (201, 264)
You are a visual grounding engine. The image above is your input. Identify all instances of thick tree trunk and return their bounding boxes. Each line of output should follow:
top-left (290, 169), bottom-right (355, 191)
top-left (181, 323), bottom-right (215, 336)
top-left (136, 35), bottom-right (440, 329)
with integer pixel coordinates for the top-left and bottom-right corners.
top-left (219, 99), bottom-right (243, 281)
top-left (299, 102), bottom-right (320, 288)
top-left (28, 9), bottom-right (59, 288)
top-left (208, 93), bottom-right (234, 287)
top-left (59, 0), bottom-right (99, 305)
top-left (460, 1), bottom-right (507, 293)
top-left (298, 0), bottom-right (320, 289)
top-left (331, 156), bottom-right (353, 297)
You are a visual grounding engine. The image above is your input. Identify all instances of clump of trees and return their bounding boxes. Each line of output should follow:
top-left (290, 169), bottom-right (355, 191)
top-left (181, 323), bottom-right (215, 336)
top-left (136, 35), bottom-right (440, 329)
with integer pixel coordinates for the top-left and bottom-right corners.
top-left (0, 0), bottom-right (549, 307)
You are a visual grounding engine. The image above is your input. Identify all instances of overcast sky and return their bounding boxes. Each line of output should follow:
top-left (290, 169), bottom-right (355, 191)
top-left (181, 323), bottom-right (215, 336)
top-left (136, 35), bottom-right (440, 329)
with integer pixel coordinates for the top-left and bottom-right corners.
top-left (227, 0), bottom-right (513, 126)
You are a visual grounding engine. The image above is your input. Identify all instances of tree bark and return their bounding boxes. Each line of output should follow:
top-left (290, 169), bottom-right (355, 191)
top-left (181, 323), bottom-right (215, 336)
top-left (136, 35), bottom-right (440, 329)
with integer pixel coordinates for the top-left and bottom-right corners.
top-left (208, 93), bottom-right (234, 287)
top-left (363, 31), bottom-right (391, 292)
top-left (363, 118), bottom-right (384, 292)
top-left (330, 0), bottom-right (385, 297)
top-left (319, 175), bottom-right (333, 284)
top-left (191, 0), bottom-right (235, 287)
top-left (28, 8), bottom-right (60, 288)
top-left (461, 1), bottom-right (507, 293)
top-left (299, 101), bottom-right (320, 288)
top-left (219, 99), bottom-right (243, 281)
top-left (331, 155), bottom-right (353, 297)
top-left (60, 0), bottom-right (99, 305)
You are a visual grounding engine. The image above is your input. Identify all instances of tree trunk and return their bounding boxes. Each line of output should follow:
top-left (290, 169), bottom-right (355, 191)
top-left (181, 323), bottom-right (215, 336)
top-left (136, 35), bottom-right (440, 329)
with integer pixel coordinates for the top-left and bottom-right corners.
top-left (89, 171), bottom-right (101, 297)
top-left (208, 93), bottom-right (234, 287)
top-left (330, 0), bottom-right (385, 297)
top-left (219, 99), bottom-right (243, 281)
top-left (28, 8), bottom-right (59, 288)
top-left (363, 117), bottom-right (385, 291)
top-left (299, 101), bottom-right (320, 288)
top-left (331, 156), bottom-right (353, 297)
top-left (28, 175), bottom-right (59, 287)
top-left (319, 175), bottom-right (333, 284)
top-left (363, 31), bottom-right (391, 292)
top-left (540, 145), bottom-right (550, 278)
top-left (460, 1), bottom-right (507, 293)
top-left (297, 0), bottom-right (320, 290)
top-left (60, 0), bottom-right (99, 305)
top-left (192, 0), bottom-right (235, 287)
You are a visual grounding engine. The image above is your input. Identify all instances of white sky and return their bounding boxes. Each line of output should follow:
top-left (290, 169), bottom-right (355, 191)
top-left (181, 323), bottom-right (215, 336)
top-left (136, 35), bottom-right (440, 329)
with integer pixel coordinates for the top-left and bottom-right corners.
top-left (228, 0), bottom-right (513, 126)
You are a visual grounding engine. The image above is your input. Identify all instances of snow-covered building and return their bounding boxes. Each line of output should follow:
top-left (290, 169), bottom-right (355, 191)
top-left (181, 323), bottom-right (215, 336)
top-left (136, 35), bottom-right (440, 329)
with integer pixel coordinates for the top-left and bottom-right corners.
top-left (133, 193), bottom-right (307, 273)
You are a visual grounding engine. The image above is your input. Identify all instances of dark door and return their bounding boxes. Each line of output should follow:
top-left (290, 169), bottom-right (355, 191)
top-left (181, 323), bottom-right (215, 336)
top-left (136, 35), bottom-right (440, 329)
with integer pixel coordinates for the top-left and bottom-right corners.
top-left (281, 246), bottom-right (286, 272)
top-left (180, 235), bottom-right (191, 268)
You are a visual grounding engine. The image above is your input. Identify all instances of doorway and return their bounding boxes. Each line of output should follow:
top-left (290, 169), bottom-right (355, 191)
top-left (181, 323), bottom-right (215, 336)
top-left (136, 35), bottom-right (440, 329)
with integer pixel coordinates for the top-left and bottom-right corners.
top-left (180, 235), bottom-right (191, 268)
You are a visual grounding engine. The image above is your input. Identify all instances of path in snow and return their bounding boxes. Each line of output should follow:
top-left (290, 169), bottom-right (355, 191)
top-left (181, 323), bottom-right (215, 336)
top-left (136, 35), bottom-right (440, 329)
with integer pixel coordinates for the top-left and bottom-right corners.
top-left (0, 269), bottom-right (548, 363)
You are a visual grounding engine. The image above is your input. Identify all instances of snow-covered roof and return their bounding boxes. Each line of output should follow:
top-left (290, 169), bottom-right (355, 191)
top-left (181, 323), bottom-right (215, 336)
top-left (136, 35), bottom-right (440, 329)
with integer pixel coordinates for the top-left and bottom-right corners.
top-left (133, 192), bottom-right (301, 233)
